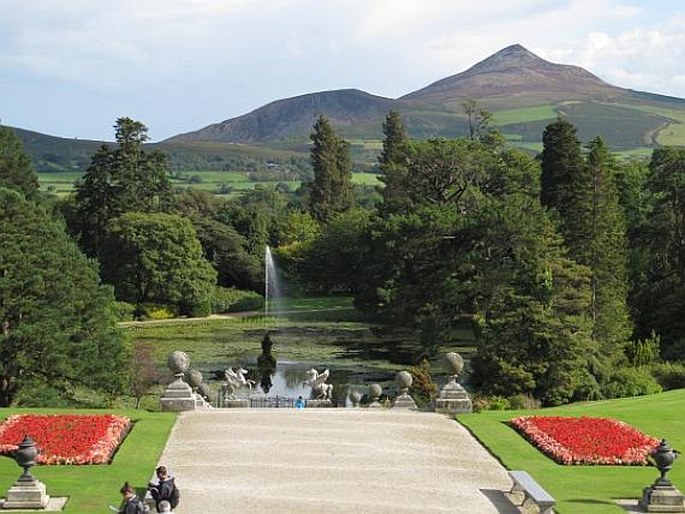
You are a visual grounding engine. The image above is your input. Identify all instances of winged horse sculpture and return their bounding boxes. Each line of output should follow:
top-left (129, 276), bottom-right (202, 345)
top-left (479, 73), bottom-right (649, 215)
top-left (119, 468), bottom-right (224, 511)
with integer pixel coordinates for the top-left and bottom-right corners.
top-left (304, 368), bottom-right (333, 400)
top-left (224, 367), bottom-right (255, 398)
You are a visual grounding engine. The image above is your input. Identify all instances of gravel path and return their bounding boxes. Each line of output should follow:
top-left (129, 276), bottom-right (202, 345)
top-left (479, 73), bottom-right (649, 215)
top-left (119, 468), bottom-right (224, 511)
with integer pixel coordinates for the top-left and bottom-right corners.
top-left (158, 409), bottom-right (518, 513)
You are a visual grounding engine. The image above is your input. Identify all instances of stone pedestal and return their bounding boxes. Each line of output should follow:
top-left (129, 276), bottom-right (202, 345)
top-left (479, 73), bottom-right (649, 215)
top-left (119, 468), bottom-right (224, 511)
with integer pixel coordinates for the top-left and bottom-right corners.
top-left (639, 480), bottom-right (685, 512)
top-left (223, 398), bottom-right (249, 408)
top-left (2, 474), bottom-right (49, 510)
top-left (160, 377), bottom-right (196, 412)
top-left (434, 376), bottom-right (472, 414)
top-left (306, 399), bottom-right (333, 408)
top-left (392, 394), bottom-right (417, 409)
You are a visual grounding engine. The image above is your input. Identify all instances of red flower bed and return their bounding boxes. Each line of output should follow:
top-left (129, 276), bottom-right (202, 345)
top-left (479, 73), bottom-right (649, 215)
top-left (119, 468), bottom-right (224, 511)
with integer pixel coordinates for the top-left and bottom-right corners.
top-left (0, 414), bottom-right (131, 465)
top-left (511, 415), bottom-right (659, 465)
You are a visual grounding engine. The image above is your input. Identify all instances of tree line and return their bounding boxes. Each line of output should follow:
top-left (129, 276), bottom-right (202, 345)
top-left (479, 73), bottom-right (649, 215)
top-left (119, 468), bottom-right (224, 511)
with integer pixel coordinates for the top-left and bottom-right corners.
top-left (1, 109), bottom-right (684, 407)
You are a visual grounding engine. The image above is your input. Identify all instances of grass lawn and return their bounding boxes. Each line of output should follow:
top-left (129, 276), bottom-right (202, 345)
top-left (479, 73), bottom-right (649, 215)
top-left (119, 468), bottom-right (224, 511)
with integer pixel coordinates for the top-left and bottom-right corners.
top-left (37, 170), bottom-right (378, 196)
top-left (0, 408), bottom-right (176, 513)
top-left (458, 389), bottom-right (685, 513)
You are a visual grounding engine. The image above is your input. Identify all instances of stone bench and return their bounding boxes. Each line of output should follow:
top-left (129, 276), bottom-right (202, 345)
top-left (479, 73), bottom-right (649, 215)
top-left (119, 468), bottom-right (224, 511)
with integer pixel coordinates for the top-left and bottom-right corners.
top-left (509, 470), bottom-right (556, 514)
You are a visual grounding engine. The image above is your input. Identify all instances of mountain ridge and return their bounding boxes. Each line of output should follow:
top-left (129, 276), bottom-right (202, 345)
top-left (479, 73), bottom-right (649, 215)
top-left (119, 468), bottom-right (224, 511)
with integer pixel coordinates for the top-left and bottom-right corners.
top-left (10, 44), bottom-right (685, 172)
top-left (168, 44), bottom-right (683, 149)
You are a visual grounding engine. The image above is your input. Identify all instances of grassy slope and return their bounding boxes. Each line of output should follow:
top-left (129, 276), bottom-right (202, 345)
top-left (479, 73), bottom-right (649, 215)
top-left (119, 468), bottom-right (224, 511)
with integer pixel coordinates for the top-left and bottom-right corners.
top-left (458, 389), bottom-right (685, 513)
top-left (0, 408), bottom-right (176, 513)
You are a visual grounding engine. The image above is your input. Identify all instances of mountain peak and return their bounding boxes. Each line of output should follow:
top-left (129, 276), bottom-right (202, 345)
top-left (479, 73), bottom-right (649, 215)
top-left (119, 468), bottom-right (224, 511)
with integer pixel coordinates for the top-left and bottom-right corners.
top-left (401, 43), bottom-right (614, 103)
top-left (464, 44), bottom-right (547, 73)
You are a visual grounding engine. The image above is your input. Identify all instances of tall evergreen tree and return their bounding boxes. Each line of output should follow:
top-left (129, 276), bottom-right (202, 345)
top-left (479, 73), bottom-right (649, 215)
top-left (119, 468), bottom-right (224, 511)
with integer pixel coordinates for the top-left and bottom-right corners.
top-left (0, 187), bottom-right (127, 406)
top-left (73, 117), bottom-right (172, 258)
top-left (0, 126), bottom-right (39, 199)
top-left (307, 115), bottom-right (353, 224)
top-left (540, 122), bottom-right (631, 364)
top-left (581, 138), bottom-right (632, 352)
top-left (632, 147), bottom-right (685, 357)
top-left (539, 117), bottom-right (583, 213)
top-left (378, 110), bottom-right (410, 214)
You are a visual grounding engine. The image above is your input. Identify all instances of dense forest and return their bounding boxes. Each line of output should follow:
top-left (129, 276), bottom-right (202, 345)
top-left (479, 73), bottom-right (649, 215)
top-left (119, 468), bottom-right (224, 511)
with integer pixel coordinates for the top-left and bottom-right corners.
top-left (1, 109), bottom-right (684, 408)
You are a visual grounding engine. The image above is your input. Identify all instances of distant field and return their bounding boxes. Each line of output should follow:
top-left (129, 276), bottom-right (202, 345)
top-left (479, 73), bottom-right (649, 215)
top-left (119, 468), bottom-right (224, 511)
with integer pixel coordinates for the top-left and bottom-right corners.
top-left (618, 103), bottom-right (685, 146)
top-left (493, 105), bottom-right (558, 126)
top-left (37, 170), bottom-right (380, 196)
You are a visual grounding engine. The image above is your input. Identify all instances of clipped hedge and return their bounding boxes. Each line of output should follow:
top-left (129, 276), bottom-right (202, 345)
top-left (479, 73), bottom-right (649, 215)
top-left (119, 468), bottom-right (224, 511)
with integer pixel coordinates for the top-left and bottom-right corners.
top-left (211, 287), bottom-right (264, 313)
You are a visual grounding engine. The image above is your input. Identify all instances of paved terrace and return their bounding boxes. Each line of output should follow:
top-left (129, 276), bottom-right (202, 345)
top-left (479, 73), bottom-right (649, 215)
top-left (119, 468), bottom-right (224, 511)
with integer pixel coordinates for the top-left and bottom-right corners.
top-left (159, 409), bottom-right (519, 513)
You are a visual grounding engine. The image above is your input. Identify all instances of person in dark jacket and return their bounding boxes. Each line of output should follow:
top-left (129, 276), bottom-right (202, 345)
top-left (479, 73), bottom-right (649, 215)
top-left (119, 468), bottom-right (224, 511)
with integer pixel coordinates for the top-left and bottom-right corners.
top-left (119, 482), bottom-right (144, 514)
top-left (148, 465), bottom-right (180, 513)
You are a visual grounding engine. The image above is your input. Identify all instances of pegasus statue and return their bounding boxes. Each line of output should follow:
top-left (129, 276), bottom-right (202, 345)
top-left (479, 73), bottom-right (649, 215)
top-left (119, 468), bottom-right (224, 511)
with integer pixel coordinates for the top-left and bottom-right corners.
top-left (304, 368), bottom-right (333, 400)
top-left (224, 367), bottom-right (255, 399)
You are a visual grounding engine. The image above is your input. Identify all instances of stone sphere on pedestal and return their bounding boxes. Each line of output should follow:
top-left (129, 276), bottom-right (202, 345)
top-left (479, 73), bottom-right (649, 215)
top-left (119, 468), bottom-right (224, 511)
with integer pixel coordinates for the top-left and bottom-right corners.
top-left (349, 389), bottom-right (361, 406)
top-left (369, 383), bottom-right (382, 401)
top-left (395, 371), bottom-right (413, 394)
top-left (445, 352), bottom-right (464, 375)
top-left (168, 351), bottom-right (190, 375)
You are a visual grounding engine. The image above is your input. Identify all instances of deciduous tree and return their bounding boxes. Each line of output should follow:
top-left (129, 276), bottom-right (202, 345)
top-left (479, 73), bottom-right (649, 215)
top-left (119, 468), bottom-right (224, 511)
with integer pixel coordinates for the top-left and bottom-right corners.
top-left (100, 212), bottom-right (217, 315)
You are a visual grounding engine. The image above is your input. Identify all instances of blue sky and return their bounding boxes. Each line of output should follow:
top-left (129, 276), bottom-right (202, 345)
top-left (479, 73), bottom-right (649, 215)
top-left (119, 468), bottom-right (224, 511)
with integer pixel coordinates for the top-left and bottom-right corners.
top-left (1, 0), bottom-right (683, 141)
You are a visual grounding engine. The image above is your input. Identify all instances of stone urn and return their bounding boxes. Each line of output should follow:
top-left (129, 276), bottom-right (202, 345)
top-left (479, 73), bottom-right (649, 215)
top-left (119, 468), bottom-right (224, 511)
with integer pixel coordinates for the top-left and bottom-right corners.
top-left (4, 435), bottom-right (50, 509)
top-left (639, 439), bottom-right (685, 512)
top-left (12, 435), bottom-right (39, 479)
top-left (349, 389), bottom-right (361, 407)
top-left (445, 352), bottom-right (464, 376)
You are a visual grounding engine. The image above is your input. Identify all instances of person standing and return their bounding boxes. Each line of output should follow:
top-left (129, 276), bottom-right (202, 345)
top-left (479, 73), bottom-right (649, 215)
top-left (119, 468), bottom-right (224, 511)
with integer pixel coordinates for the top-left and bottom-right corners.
top-left (148, 466), bottom-right (180, 513)
top-left (118, 482), bottom-right (144, 514)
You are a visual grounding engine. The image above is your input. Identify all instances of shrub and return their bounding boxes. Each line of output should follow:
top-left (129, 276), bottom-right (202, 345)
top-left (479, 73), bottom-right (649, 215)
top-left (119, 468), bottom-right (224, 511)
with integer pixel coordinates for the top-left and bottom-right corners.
top-left (472, 395), bottom-right (511, 412)
top-left (508, 393), bottom-right (540, 410)
top-left (602, 367), bottom-right (662, 398)
top-left (626, 332), bottom-right (661, 367)
top-left (112, 301), bottom-right (135, 321)
top-left (409, 357), bottom-right (438, 408)
top-left (136, 303), bottom-right (178, 320)
top-left (211, 287), bottom-right (264, 313)
top-left (650, 362), bottom-right (685, 391)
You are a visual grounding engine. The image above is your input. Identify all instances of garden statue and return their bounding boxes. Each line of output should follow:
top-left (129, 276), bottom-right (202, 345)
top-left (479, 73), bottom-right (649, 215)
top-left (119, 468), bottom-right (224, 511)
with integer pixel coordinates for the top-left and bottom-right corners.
top-left (187, 370), bottom-right (212, 408)
top-left (224, 367), bottom-right (255, 399)
top-left (160, 351), bottom-right (196, 411)
top-left (304, 368), bottom-right (333, 400)
top-left (257, 332), bottom-right (277, 394)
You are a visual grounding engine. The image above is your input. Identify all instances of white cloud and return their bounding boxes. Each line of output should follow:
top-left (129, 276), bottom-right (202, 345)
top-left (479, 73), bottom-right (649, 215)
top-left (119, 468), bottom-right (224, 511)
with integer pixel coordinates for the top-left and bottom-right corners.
top-left (1, 0), bottom-right (683, 140)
